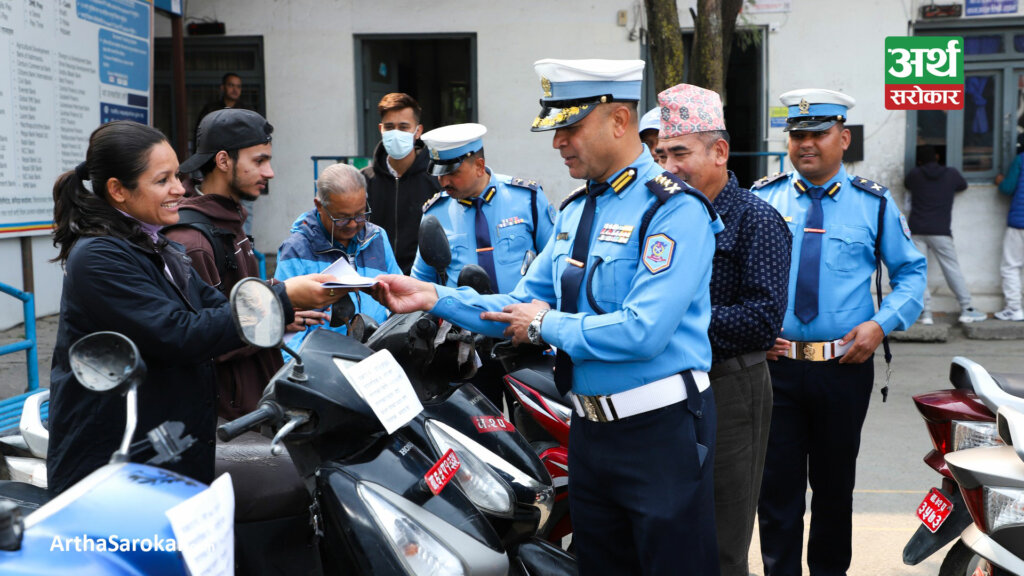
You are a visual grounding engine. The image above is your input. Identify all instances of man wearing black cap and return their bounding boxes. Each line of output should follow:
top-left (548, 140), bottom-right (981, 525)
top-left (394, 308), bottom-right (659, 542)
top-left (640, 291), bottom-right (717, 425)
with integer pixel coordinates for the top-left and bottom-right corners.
top-left (164, 108), bottom-right (283, 420)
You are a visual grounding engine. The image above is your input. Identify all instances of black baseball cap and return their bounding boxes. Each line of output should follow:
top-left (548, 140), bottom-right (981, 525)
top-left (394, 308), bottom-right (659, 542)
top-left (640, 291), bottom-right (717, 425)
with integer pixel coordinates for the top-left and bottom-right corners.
top-left (179, 108), bottom-right (273, 173)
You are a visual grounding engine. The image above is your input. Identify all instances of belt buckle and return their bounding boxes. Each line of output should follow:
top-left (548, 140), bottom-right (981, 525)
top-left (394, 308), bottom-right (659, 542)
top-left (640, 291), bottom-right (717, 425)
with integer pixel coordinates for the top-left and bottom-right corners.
top-left (579, 395), bottom-right (607, 422)
top-left (802, 343), bottom-right (824, 362)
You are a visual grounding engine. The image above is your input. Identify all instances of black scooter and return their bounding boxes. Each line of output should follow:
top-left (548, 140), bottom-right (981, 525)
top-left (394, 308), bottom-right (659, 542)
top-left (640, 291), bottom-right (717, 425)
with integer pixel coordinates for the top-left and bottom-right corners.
top-left (219, 277), bottom-right (573, 575)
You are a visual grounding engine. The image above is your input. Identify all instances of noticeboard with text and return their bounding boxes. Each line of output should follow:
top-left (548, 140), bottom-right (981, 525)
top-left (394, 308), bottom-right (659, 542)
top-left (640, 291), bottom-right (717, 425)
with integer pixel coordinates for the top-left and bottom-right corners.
top-left (0, 0), bottom-right (152, 237)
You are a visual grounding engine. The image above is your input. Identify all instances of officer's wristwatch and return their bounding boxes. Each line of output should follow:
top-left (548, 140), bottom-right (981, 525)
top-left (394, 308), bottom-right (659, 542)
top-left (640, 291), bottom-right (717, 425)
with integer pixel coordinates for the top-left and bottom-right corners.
top-left (527, 310), bottom-right (548, 346)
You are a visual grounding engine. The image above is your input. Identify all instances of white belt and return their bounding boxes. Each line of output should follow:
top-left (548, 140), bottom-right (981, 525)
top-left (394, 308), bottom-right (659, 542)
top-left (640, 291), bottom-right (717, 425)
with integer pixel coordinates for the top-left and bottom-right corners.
top-left (570, 371), bottom-right (710, 423)
top-left (784, 339), bottom-right (851, 361)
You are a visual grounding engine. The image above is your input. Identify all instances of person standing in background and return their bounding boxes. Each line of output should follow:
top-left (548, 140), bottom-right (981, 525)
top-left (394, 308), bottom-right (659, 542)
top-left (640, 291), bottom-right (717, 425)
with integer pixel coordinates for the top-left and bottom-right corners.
top-left (904, 145), bottom-right (985, 325)
top-left (362, 93), bottom-right (441, 274)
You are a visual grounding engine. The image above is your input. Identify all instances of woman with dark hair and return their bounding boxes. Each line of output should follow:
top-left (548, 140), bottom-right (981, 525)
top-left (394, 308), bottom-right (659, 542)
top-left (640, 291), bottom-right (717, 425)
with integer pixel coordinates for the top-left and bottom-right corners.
top-left (47, 120), bottom-right (342, 494)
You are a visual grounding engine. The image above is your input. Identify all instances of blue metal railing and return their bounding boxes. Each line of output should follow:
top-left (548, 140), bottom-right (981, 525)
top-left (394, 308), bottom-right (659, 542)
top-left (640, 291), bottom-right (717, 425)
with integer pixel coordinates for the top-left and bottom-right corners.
top-left (731, 151), bottom-right (787, 174)
top-left (254, 250), bottom-right (267, 280)
top-left (0, 282), bottom-right (43, 435)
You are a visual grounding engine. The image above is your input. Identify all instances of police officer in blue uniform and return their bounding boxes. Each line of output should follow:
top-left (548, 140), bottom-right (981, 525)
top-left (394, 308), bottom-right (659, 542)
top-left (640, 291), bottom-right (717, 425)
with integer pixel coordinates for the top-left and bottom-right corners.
top-left (374, 58), bottom-right (724, 576)
top-left (412, 123), bottom-right (555, 293)
top-left (752, 89), bottom-right (926, 576)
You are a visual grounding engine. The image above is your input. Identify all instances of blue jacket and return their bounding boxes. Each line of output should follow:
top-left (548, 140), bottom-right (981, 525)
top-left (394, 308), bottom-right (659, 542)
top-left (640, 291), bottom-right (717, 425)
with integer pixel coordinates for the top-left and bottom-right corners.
top-left (998, 152), bottom-right (1024, 229)
top-left (431, 151), bottom-right (723, 397)
top-left (275, 210), bottom-right (401, 349)
top-left (753, 167), bottom-right (927, 341)
top-left (412, 169), bottom-right (555, 293)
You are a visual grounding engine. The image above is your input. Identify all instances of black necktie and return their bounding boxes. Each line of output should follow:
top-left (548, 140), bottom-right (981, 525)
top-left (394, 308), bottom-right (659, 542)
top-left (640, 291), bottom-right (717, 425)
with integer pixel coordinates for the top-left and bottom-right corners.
top-left (554, 181), bottom-right (610, 396)
top-left (471, 197), bottom-right (499, 294)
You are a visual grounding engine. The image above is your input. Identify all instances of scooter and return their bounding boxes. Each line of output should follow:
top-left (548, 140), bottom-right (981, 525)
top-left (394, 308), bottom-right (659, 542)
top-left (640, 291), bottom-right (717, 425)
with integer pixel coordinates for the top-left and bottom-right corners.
top-left (219, 277), bottom-right (574, 575)
top-left (945, 403), bottom-right (1024, 576)
top-left (414, 215), bottom-right (576, 547)
top-left (903, 356), bottom-right (1024, 574)
top-left (0, 331), bottom-right (225, 575)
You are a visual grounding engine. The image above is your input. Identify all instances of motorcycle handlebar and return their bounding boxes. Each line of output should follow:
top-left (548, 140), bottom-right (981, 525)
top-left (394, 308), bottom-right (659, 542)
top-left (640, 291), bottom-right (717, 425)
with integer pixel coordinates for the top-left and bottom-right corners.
top-left (217, 402), bottom-right (283, 442)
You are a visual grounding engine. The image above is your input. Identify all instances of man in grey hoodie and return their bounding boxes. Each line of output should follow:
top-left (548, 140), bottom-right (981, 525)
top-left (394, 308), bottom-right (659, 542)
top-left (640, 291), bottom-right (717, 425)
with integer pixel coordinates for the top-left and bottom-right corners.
top-left (904, 145), bottom-right (986, 324)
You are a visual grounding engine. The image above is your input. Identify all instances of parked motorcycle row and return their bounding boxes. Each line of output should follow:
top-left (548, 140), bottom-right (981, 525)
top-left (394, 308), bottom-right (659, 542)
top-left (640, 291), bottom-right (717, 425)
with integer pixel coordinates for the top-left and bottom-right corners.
top-left (905, 356), bottom-right (1024, 575)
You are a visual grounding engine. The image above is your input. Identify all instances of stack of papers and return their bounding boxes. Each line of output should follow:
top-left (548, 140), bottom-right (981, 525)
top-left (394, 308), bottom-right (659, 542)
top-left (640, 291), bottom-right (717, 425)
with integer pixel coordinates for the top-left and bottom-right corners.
top-left (321, 256), bottom-right (379, 289)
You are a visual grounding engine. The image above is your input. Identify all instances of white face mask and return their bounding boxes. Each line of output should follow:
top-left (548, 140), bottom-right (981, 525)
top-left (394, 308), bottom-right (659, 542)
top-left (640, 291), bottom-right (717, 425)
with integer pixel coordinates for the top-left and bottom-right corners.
top-left (381, 129), bottom-right (416, 159)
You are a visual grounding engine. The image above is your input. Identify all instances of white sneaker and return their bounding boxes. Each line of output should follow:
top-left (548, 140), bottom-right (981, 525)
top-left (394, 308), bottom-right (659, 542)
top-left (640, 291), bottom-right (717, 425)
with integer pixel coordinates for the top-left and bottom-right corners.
top-left (919, 311), bottom-right (934, 325)
top-left (958, 307), bottom-right (987, 323)
top-left (994, 308), bottom-right (1024, 321)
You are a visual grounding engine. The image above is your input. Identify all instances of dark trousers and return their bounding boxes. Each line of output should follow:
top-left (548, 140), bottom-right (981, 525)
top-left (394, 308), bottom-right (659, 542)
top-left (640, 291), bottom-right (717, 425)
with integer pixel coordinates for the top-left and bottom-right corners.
top-left (758, 356), bottom-right (874, 576)
top-left (568, 387), bottom-right (719, 576)
top-left (711, 360), bottom-right (773, 576)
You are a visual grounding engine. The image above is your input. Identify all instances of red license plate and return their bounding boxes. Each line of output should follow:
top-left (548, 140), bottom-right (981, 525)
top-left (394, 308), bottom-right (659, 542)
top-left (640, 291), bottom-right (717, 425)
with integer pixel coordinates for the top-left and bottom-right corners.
top-left (916, 487), bottom-right (954, 533)
top-left (424, 449), bottom-right (461, 495)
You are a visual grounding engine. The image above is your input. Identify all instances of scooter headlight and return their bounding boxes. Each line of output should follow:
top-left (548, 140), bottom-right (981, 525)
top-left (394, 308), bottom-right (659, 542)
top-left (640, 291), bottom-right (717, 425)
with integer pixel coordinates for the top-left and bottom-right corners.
top-left (953, 420), bottom-right (1003, 451)
top-left (424, 420), bottom-right (516, 516)
top-left (984, 486), bottom-right (1024, 532)
top-left (358, 483), bottom-right (466, 576)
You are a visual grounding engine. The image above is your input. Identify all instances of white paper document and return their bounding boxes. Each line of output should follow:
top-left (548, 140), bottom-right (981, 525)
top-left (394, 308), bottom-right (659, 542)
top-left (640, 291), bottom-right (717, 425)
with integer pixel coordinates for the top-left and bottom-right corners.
top-left (336, 350), bottom-right (423, 434)
top-left (321, 255), bottom-right (379, 288)
top-left (165, 473), bottom-right (235, 576)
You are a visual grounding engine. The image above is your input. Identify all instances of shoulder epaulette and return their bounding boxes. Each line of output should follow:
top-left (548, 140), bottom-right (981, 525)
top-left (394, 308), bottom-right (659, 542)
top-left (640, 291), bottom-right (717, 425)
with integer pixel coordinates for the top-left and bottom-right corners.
top-left (507, 176), bottom-right (540, 192)
top-left (422, 192), bottom-right (445, 213)
top-left (559, 185), bottom-right (587, 210)
top-left (645, 171), bottom-right (717, 222)
top-left (850, 176), bottom-right (888, 197)
top-left (751, 171), bottom-right (789, 190)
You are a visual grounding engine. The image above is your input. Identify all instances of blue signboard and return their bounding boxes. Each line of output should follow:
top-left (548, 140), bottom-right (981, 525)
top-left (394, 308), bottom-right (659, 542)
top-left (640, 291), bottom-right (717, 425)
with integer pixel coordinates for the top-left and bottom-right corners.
top-left (98, 29), bottom-right (149, 91)
top-left (101, 102), bottom-right (149, 124)
top-left (154, 0), bottom-right (183, 16)
top-left (965, 0), bottom-right (1018, 16)
top-left (77, 0), bottom-right (150, 39)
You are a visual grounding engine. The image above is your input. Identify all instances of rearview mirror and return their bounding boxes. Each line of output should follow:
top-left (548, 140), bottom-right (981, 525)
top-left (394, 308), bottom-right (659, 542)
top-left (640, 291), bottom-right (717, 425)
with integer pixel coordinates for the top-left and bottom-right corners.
top-left (457, 264), bottom-right (493, 295)
top-left (348, 313), bottom-right (379, 343)
top-left (418, 215), bottom-right (452, 276)
top-left (230, 278), bottom-right (285, 348)
top-left (69, 331), bottom-right (144, 394)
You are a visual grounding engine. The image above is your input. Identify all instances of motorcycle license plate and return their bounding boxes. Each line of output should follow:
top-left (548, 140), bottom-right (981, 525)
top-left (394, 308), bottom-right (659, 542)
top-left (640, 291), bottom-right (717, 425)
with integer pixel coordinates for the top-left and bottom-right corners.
top-left (916, 487), bottom-right (953, 533)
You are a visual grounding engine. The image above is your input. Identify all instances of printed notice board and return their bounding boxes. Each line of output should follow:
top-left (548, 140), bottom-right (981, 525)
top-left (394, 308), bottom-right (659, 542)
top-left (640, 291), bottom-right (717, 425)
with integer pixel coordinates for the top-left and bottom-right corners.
top-left (0, 0), bottom-right (152, 237)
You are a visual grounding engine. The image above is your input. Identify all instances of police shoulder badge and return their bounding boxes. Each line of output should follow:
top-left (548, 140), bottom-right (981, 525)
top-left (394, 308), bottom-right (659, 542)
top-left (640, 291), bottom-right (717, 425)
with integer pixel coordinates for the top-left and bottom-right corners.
top-left (642, 233), bottom-right (675, 274)
top-left (422, 192), bottom-right (443, 213)
top-left (899, 212), bottom-right (912, 240)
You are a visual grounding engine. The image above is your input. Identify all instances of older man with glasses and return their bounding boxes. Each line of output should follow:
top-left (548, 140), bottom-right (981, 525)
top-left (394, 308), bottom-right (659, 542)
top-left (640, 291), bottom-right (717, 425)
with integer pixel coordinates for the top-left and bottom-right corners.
top-left (275, 162), bottom-right (401, 350)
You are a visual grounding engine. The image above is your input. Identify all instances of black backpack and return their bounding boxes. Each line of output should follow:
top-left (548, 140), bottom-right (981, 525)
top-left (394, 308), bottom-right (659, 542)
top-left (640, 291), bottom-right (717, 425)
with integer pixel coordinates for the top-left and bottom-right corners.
top-left (163, 209), bottom-right (240, 282)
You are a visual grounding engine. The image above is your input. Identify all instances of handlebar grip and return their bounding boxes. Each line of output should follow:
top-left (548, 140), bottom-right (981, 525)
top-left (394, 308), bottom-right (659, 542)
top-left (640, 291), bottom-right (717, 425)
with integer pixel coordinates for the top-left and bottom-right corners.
top-left (217, 403), bottom-right (281, 442)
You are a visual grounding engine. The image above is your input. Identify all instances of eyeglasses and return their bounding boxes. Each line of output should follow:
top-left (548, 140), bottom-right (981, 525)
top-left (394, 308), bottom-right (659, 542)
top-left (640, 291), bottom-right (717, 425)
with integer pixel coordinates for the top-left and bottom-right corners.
top-left (324, 208), bottom-right (372, 227)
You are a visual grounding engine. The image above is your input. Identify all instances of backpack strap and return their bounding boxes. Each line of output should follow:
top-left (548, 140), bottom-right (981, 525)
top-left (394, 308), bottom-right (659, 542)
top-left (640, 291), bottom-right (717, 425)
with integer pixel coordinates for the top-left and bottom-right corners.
top-left (163, 209), bottom-right (239, 281)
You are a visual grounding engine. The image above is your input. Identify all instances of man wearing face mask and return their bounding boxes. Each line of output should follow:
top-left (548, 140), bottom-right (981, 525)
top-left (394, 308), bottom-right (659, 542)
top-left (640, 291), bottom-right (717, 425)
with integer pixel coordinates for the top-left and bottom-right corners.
top-left (362, 93), bottom-right (442, 274)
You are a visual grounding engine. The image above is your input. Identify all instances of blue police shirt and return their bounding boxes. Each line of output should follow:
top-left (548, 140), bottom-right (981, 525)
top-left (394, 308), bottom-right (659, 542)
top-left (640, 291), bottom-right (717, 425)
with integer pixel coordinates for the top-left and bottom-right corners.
top-left (411, 169), bottom-right (555, 293)
top-left (431, 149), bottom-right (723, 396)
top-left (752, 166), bottom-right (926, 342)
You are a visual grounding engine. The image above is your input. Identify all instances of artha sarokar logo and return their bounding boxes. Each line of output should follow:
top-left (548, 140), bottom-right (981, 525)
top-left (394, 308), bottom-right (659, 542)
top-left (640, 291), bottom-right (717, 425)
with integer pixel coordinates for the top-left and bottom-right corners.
top-left (885, 36), bottom-right (964, 110)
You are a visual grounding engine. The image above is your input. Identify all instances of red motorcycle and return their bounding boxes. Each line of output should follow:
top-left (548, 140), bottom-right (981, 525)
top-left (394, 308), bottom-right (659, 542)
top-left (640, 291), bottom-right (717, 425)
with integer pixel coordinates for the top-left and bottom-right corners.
top-left (493, 342), bottom-right (573, 546)
top-left (903, 356), bottom-right (1024, 574)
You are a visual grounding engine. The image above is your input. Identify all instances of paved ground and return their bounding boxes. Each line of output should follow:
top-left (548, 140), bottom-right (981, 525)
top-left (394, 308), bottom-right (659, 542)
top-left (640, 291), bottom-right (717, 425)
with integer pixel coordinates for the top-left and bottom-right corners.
top-left (2, 314), bottom-right (1023, 574)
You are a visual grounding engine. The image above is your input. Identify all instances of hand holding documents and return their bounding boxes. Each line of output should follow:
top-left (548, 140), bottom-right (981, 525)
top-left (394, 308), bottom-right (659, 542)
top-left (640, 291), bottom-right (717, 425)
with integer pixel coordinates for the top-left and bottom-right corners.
top-left (320, 256), bottom-right (379, 289)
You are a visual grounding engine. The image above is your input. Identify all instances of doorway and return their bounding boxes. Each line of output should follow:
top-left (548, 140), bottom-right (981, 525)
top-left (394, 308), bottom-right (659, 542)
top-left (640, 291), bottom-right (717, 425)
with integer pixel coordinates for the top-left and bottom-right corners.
top-left (681, 28), bottom-right (767, 188)
top-left (355, 34), bottom-right (477, 157)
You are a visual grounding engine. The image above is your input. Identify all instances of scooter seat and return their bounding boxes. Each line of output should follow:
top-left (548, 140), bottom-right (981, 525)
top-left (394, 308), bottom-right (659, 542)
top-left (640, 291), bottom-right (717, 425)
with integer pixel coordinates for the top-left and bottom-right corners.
top-left (510, 364), bottom-right (570, 406)
top-left (215, 431), bottom-right (310, 523)
top-left (992, 372), bottom-right (1024, 399)
top-left (0, 480), bottom-right (51, 515)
